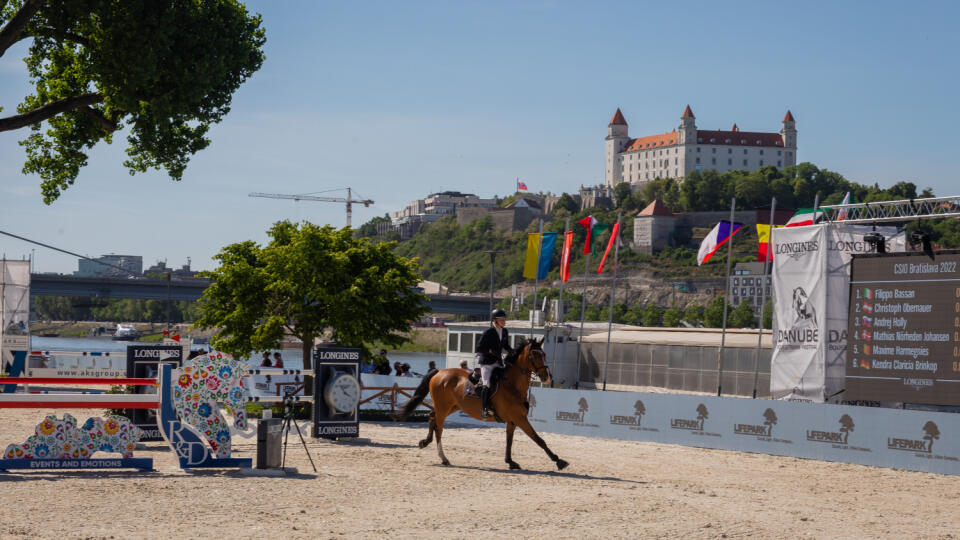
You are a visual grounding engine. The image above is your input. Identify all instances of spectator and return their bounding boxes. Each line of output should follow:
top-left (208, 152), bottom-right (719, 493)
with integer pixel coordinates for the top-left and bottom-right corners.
top-left (401, 363), bottom-right (413, 377)
top-left (273, 352), bottom-right (283, 368)
top-left (428, 361), bottom-right (437, 371)
top-left (260, 352), bottom-right (272, 367)
top-left (459, 360), bottom-right (469, 370)
top-left (393, 362), bottom-right (403, 376)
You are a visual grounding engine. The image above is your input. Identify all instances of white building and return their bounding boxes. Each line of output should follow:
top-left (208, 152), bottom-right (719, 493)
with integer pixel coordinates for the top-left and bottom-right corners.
top-left (391, 191), bottom-right (496, 225)
top-left (605, 106), bottom-right (797, 187)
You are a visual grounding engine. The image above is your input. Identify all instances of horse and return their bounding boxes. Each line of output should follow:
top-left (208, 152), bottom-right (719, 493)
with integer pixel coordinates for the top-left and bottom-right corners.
top-left (394, 337), bottom-right (568, 471)
top-left (171, 352), bottom-right (249, 458)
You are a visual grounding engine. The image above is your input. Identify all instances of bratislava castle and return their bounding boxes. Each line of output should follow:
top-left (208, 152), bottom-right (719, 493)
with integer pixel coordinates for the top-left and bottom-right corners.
top-left (605, 105), bottom-right (797, 187)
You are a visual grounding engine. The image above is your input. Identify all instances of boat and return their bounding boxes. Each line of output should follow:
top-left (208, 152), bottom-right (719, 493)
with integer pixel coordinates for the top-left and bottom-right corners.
top-left (112, 324), bottom-right (140, 341)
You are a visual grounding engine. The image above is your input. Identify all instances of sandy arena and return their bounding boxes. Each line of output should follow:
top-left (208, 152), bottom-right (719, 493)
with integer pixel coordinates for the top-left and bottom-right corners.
top-left (1, 408), bottom-right (958, 539)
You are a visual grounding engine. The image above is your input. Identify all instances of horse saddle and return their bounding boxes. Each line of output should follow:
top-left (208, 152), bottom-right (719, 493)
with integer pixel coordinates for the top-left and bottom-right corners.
top-left (464, 365), bottom-right (504, 399)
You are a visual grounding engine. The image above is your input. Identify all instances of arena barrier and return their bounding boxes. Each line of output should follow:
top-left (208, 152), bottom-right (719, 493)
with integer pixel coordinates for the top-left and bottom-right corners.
top-left (521, 386), bottom-right (960, 476)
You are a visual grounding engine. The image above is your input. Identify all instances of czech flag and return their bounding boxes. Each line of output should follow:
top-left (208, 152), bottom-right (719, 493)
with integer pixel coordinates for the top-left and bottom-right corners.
top-left (517, 179), bottom-right (528, 191)
top-left (697, 220), bottom-right (743, 265)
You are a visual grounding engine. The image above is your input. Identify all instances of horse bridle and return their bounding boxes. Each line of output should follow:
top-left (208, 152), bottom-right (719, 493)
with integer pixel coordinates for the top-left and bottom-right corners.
top-left (521, 345), bottom-right (550, 381)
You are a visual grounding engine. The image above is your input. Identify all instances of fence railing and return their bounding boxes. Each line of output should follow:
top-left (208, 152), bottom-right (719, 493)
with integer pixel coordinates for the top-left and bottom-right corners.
top-left (360, 383), bottom-right (433, 414)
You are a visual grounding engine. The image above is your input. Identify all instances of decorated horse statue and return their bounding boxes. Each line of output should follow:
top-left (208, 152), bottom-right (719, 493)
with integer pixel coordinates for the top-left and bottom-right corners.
top-left (4, 414), bottom-right (142, 460)
top-left (170, 351), bottom-right (249, 459)
top-left (395, 337), bottom-right (568, 471)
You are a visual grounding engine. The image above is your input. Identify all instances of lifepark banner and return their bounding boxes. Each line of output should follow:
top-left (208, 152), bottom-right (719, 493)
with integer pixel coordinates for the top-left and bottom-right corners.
top-left (771, 224), bottom-right (903, 402)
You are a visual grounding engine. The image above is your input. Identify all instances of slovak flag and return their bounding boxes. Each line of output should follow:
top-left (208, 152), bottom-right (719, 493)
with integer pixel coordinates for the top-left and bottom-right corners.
top-left (517, 179), bottom-right (528, 191)
top-left (697, 220), bottom-right (744, 265)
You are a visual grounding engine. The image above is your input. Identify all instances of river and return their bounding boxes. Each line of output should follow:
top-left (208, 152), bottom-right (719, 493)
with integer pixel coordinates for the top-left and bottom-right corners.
top-left (28, 336), bottom-right (444, 376)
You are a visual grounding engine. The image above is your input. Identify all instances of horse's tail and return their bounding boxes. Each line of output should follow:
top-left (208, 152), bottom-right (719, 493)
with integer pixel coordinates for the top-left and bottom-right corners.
top-left (393, 369), bottom-right (438, 421)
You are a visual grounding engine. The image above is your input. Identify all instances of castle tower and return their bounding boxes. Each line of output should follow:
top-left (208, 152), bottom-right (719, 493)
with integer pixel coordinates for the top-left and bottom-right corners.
top-left (678, 105), bottom-right (696, 145)
top-left (605, 108), bottom-right (630, 187)
top-left (781, 110), bottom-right (797, 166)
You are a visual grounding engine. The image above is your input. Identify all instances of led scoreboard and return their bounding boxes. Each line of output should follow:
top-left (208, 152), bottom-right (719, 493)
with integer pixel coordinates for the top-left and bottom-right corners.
top-left (847, 250), bottom-right (960, 405)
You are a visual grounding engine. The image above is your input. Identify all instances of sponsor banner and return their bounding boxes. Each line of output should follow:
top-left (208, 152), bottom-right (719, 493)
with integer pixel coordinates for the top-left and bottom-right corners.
top-left (525, 386), bottom-right (960, 475)
top-left (27, 351), bottom-right (127, 378)
top-left (770, 225), bottom-right (826, 401)
top-left (771, 225), bottom-right (904, 402)
top-left (312, 347), bottom-right (360, 439)
top-left (1, 260), bottom-right (30, 372)
top-left (126, 345), bottom-right (183, 441)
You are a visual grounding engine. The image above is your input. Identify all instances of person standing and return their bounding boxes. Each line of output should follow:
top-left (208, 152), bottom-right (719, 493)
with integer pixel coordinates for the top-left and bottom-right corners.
top-left (260, 351), bottom-right (272, 367)
top-left (273, 352), bottom-right (283, 368)
top-left (475, 309), bottom-right (512, 418)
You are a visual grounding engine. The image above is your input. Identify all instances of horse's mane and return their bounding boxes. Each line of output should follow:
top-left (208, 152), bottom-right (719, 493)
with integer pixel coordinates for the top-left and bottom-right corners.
top-left (505, 337), bottom-right (541, 364)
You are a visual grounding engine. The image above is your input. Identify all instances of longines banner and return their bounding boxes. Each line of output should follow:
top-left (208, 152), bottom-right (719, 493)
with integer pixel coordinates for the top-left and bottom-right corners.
top-left (523, 386), bottom-right (960, 476)
top-left (770, 224), bottom-right (903, 402)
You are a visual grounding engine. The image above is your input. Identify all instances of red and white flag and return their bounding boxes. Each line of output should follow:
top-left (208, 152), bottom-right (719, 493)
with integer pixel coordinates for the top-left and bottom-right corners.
top-left (560, 231), bottom-right (574, 282)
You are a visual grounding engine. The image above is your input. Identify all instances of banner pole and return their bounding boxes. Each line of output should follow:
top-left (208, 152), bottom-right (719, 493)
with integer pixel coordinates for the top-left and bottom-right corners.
top-left (531, 219), bottom-right (543, 334)
top-left (552, 217), bottom-right (570, 385)
top-left (716, 198), bottom-right (736, 396)
top-left (601, 212), bottom-right (622, 391)
top-left (576, 242), bottom-right (592, 371)
top-left (752, 197), bottom-right (776, 398)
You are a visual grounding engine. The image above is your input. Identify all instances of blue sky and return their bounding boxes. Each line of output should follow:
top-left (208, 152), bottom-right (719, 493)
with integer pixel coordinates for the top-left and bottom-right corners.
top-left (1, 1), bottom-right (958, 274)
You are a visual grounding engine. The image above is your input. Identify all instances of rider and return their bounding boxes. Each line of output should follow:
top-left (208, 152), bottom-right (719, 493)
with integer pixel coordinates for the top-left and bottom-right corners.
top-left (475, 309), bottom-right (513, 418)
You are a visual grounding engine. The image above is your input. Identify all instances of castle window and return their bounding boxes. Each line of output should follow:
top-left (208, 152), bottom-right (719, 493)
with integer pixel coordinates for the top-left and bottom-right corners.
top-left (760, 160), bottom-right (764, 166)
top-left (759, 149), bottom-right (764, 155)
top-left (744, 149), bottom-right (747, 155)
top-left (712, 158), bottom-right (716, 165)
top-left (743, 159), bottom-right (747, 166)
top-left (675, 158), bottom-right (678, 165)
top-left (728, 148), bottom-right (732, 154)
top-left (712, 147), bottom-right (716, 154)
top-left (741, 139), bottom-right (746, 144)
top-left (725, 139), bottom-right (731, 144)
top-left (756, 140), bottom-right (761, 145)
top-left (777, 150), bottom-right (782, 156)
top-left (728, 158), bottom-right (732, 165)
top-left (696, 157), bottom-right (700, 164)
top-left (696, 147), bottom-right (700, 153)
top-left (787, 152), bottom-right (793, 158)
top-left (777, 160), bottom-right (782, 167)
top-left (733, 278), bottom-right (739, 286)
top-left (710, 138), bottom-right (716, 143)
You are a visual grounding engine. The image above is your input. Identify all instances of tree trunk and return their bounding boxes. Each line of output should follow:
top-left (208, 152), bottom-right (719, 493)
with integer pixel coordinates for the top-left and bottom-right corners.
top-left (301, 335), bottom-right (313, 396)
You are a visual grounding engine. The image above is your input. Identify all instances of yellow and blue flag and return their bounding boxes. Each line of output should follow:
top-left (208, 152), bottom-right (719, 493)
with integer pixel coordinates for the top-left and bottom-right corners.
top-left (523, 232), bottom-right (558, 280)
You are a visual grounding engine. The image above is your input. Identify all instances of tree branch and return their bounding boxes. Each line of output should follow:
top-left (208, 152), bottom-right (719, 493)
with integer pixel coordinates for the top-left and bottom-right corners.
top-left (0, 92), bottom-right (102, 132)
top-left (80, 105), bottom-right (117, 132)
top-left (0, 0), bottom-right (45, 58)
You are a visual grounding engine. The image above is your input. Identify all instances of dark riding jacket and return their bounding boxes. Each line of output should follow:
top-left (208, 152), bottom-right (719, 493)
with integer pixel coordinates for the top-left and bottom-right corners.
top-left (476, 326), bottom-right (512, 365)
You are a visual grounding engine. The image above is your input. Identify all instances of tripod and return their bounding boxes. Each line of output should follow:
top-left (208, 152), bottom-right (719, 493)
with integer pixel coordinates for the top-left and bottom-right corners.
top-left (281, 392), bottom-right (317, 473)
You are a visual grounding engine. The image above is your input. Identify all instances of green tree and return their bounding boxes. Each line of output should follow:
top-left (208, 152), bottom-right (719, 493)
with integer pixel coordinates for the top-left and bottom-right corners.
top-left (613, 182), bottom-right (633, 209)
top-left (0, 0), bottom-right (266, 203)
top-left (640, 302), bottom-right (664, 327)
top-left (355, 214), bottom-right (391, 239)
top-left (662, 306), bottom-right (682, 327)
top-left (194, 221), bottom-right (428, 371)
top-left (703, 295), bottom-right (730, 328)
top-left (551, 192), bottom-right (580, 214)
top-left (728, 300), bottom-right (756, 328)
top-left (682, 303), bottom-right (703, 326)
top-left (762, 299), bottom-right (773, 329)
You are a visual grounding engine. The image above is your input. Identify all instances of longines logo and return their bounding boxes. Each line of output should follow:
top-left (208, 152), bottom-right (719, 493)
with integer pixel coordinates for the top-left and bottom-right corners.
top-left (670, 404), bottom-right (719, 437)
top-left (555, 397), bottom-right (597, 427)
top-left (806, 414), bottom-right (870, 452)
top-left (775, 240), bottom-right (820, 261)
top-left (888, 421), bottom-right (940, 454)
top-left (609, 400), bottom-right (659, 432)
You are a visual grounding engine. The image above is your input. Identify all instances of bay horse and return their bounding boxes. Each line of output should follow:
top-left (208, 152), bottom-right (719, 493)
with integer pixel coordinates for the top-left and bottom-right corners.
top-left (394, 338), bottom-right (568, 471)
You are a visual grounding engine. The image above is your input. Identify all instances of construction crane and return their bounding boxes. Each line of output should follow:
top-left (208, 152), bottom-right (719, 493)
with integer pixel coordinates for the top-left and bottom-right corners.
top-left (248, 188), bottom-right (374, 228)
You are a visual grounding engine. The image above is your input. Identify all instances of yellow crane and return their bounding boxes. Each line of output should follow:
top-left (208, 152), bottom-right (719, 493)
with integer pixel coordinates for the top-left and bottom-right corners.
top-left (248, 188), bottom-right (374, 228)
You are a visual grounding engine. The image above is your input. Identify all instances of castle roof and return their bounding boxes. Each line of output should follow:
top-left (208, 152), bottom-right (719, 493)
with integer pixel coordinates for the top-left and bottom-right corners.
top-left (695, 130), bottom-right (784, 147)
top-left (681, 105), bottom-right (695, 119)
top-left (622, 132), bottom-right (678, 152)
top-left (783, 110), bottom-right (795, 122)
top-left (638, 200), bottom-right (675, 216)
top-left (609, 108), bottom-right (627, 125)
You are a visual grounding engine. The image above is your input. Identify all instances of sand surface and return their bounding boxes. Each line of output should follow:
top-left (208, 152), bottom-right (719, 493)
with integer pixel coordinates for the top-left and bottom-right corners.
top-left (1, 408), bottom-right (958, 539)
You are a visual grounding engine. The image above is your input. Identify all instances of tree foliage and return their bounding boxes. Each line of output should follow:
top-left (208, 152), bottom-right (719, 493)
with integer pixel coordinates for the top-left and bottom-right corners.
top-left (0, 0), bottom-right (266, 203)
top-left (194, 221), bottom-right (428, 367)
top-left (728, 299), bottom-right (757, 328)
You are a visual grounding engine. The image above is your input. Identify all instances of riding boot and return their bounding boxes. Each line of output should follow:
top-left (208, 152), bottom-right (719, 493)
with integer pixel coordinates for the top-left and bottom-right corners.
top-left (480, 385), bottom-right (491, 418)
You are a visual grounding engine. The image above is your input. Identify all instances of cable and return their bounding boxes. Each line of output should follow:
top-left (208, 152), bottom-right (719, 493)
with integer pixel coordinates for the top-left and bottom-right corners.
top-left (0, 229), bottom-right (140, 277)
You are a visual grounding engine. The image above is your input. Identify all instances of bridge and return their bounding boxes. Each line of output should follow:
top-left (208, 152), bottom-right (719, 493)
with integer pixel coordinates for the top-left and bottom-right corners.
top-left (29, 274), bottom-right (495, 316)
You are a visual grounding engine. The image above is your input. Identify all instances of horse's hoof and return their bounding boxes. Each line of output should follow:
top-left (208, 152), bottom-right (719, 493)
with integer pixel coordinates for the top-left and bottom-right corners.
top-left (418, 439), bottom-right (429, 449)
top-left (441, 459), bottom-right (450, 466)
top-left (508, 461), bottom-right (522, 470)
top-left (556, 459), bottom-right (569, 470)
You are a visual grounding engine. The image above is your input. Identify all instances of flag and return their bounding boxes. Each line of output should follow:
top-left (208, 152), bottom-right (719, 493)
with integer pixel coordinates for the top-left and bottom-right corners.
top-left (863, 288), bottom-right (872, 300)
top-left (862, 315), bottom-right (872, 327)
top-left (560, 231), bottom-right (574, 282)
top-left (576, 215), bottom-right (608, 254)
top-left (785, 208), bottom-right (822, 227)
top-left (517, 179), bottom-right (528, 191)
top-left (862, 329), bottom-right (872, 341)
top-left (862, 302), bottom-right (873, 314)
top-left (597, 221), bottom-right (621, 273)
top-left (864, 344), bottom-right (872, 356)
top-left (522, 232), bottom-right (557, 280)
top-left (859, 359), bottom-right (870, 370)
top-left (837, 192), bottom-right (851, 221)
top-left (697, 220), bottom-right (744, 265)
top-left (171, 334), bottom-right (181, 343)
top-left (756, 224), bottom-right (783, 262)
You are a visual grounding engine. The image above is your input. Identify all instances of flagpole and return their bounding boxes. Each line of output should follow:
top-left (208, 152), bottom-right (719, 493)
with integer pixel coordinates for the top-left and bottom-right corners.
top-left (602, 211), bottom-right (622, 392)
top-left (716, 197), bottom-right (736, 396)
top-left (752, 197), bottom-right (775, 398)
top-left (531, 219), bottom-right (543, 334)
top-left (576, 239), bottom-right (592, 370)
top-left (552, 217), bottom-right (571, 386)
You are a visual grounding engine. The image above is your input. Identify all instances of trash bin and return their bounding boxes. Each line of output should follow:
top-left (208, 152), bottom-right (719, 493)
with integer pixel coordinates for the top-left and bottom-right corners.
top-left (256, 418), bottom-right (283, 469)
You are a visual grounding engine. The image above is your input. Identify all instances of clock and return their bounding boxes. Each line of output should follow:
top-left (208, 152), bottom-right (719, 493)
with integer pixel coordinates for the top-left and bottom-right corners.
top-left (324, 372), bottom-right (360, 414)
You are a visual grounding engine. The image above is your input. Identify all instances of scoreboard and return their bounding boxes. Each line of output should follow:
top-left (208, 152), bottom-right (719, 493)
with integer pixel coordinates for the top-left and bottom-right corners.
top-left (847, 250), bottom-right (960, 405)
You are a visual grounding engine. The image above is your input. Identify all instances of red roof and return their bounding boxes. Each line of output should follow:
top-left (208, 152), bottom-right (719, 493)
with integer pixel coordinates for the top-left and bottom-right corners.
top-left (783, 110), bottom-right (795, 122)
top-left (731, 123), bottom-right (739, 132)
top-left (681, 105), bottom-right (695, 119)
top-left (638, 200), bottom-right (675, 216)
top-left (622, 132), bottom-right (678, 152)
top-left (695, 130), bottom-right (785, 147)
top-left (610, 108), bottom-right (627, 125)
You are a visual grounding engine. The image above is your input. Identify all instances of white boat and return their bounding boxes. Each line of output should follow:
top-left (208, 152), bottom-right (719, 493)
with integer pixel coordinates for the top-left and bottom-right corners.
top-left (113, 324), bottom-right (140, 341)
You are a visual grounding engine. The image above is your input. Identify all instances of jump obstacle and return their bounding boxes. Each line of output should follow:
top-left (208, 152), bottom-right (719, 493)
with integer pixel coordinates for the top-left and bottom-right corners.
top-left (0, 353), bottom-right (316, 472)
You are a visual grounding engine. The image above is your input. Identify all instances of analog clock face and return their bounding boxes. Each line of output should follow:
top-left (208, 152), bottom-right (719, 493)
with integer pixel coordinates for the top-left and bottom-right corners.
top-left (325, 373), bottom-right (360, 413)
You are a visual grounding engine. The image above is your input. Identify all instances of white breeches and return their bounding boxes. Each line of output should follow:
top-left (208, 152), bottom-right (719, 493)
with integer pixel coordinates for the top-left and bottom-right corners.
top-left (481, 364), bottom-right (496, 386)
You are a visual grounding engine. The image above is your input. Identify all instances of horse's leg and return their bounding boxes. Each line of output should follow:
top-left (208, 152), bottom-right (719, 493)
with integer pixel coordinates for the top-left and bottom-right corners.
top-left (419, 411), bottom-right (436, 449)
top-left (505, 422), bottom-right (521, 470)
top-left (435, 405), bottom-right (450, 466)
top-left (515, 416), bottom-right (568, 470)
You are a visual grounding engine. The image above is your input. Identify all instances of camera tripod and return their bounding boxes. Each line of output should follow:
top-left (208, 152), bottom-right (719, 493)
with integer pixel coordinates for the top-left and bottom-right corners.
top-left (281, 392), bottom-right (317, 473)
